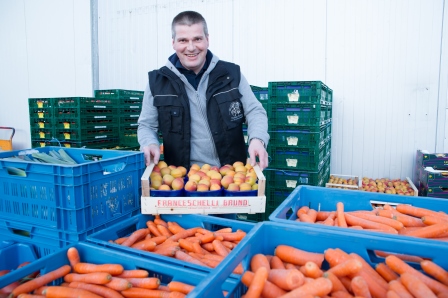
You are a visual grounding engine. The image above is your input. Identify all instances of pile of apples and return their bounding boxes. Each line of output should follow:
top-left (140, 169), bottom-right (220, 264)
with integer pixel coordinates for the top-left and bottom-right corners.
top-left (149, 161), bottom-right (187, 191)
top-left (185, 161), bottom-right (258, 192)
top-left (327, 175), bottom-right (359, 190)
top-left (359, 177), bottom-right (416, 196)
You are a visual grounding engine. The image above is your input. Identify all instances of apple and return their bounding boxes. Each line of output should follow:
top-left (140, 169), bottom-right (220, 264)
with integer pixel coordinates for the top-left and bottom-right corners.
top-left (170, 168), bottom-right (183, 178)
top-left (160, 167), bottom-right (171, 177)
top-left (221, 176), bottom-right (234, 189)
top-left (185, 180), bottom-right (197, 191)
top-left (197, 184), bottom-right (210, 192)
top-left (162, 174), bottom-right (175, 186)
top-left (171, 178), bottom-right (185, 190)
top-left (227, 183), bottom-right (240, 191)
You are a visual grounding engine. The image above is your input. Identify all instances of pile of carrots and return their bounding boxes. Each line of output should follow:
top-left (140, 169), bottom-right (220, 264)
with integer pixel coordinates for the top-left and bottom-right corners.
top-left (240, 244), bottom-right (448, 298)
top-left (294, 202), bottom-right (448, 241)
top-left (3, 246), bottom-right (196, 298)
top-left (109, 215), bottom-right (246, 274)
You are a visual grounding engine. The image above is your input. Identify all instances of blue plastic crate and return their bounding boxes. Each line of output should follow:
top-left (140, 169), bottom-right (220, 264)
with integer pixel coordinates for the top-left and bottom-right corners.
top-left (269, 185), bottom-right (448, 242)
top-left (0, 208), bottom-right (140, 253)
top-left (0, 147), bottom-right (144, 232)
top-left (190, 221), bottom-right (448, 297)
top-left (0, 242), bottom-right (244, 297)
top-left (87, 213), bottom-right (255, 273)
top-left (0, 243), bottom-right (38, 271)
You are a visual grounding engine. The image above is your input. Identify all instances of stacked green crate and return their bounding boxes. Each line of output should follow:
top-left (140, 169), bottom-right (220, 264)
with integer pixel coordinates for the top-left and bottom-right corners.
top-left (29, 98), bottom-right (56, 148)
top-left (95, 89), bottom-right (144, 149)
top-left (264, 81), bottom-right (332, 218)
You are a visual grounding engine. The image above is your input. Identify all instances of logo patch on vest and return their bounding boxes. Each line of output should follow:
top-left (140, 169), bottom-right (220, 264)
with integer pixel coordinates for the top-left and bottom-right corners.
top-left (229, 101), bottom-right (243, 121)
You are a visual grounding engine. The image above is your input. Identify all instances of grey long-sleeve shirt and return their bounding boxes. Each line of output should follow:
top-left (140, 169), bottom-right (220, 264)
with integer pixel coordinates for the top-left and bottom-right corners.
top-left (137, 53), bottom-right (269, 167)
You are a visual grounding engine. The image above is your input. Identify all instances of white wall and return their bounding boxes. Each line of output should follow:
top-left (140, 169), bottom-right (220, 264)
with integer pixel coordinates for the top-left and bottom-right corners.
top-left (97, 0), bottom-right (447, 179)
top-left (0, 0), bottom-right (93, 149)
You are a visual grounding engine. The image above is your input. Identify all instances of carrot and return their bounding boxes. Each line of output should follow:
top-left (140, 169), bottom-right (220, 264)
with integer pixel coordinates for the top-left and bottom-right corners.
top-left (68, 281), bottom-right (124, 298)
top-left (374, 250), bottom-right (424, 263)
top-left (167, 222), bottom-right (185, 234)
top-left (307, 209), bottom-right (317, 221)
top-left (331, 290), bottom-right (353, 298)
top-left (32, 286), bottom-right (48, 295)
top-left (73, 263), bottom-right (124, 275)
top-left (114, 237), bottom-right (128, 245)
top-left (130, 239), bottom-right (157, 251)
top-left (146, 221), bottom-right (163, 237)
top-left (212, 240), bottom-right (229, 257)
top-left (396, 204), bottom-right (448, 220)
top-left (200, 243), bottom-right (214, 252)
top-left (385, 255), bottom-right (448, 294)
top-left (406, 223), bottom-right (448, 239)
top-left (349, 253), bottom-right (389, 290)
top-left (11, 265), bottom-right (71, 297)
top-left (277, 276), bottom-right (333, 298)
top-left (174, 250), bottom-right (207, 266)
top-left (400, 272), bottom-right (437, 298)
top-left (241, 271), bottom-right (287, 298)
top-left (267, 268), bottom-right (305, 291)
top-left (339, 276), bottom-right (352, 292)
top-left (105, 277), bottom-right (132, 291)
top-left (298, 213), bottom-right (316, 223)
top-left (275, 245), bottom-right (324, 268)
top-left (42, 286), bottom-right (103, 298)
top-left (154, 215), bottom-right (168, 227)
top-left (115, 270), bottom-right (149, 279)
top-left (348, 212), bottom-right (404, 231)
top-left (214, 231), bottom-right (246, 242)
top-left (386, 290), bottom-right (401, 298)
top-left (270, 256), bottom-right (286, 269)
top-left (149, 236), bottom-right (168, 245)
top-left (121, 288), bottom-right (170, 298)
top-left (337, 202), bottom-right (348, 228)
top-left (421, 260), bottom-right (448, 286)
top-left (344, 213), bottom-right (398, 233)
top-left (375, 263), bottom-right (399, 282)
top-left (168, 227), bottom-right (199, 242)
top-left (377, 209), bottom-right (426, 227)
top-left (300, 261), bottom-right (323, 278)
top-left (422, 215), bottom-right (448, 225)
top-left (316, 211), bottom-right (334, 221)
top-left (64, 272), bottom-right (112, 285)
top-left (16, 295), bottom-right (45, 298)
top-left (324, 248), bottom-right (350, 267)
top-left (388, 280), bottom-right (414, 298)
top-left (121, 228), bottom-right (149, 247)
top-left (327, 258), bottom-right (362, 277)
top-left (195, 257), bottom-right (219, 269)
top-left (351, 276), bottom-right (372, 298)
top-left (214, 227), bottom-right (232, 233)
top-left (192, 241), bottom-right (210, 255)
top-left (322, 213), bottom-right (336, 226)
top-left (167, 281), bottom-right (194, 294)
top-left (66, 247), bottom-right (81, 268)
top-left (296, 206), bottom-right (310, 217)
top-left (196, 232), bottom-right (215, 244)
top-left (153, 241), bottom-right (180, 257)
top-left (178, 238), bottom-right (195, 252)
top-left (245, 267), bottom-right (268, 298)
top-left (322, 271), bottom-right (348, 293)
top-left (250, 254), bottom-right (271, 273)
top-left (221, 241), bottom-right (235, 250)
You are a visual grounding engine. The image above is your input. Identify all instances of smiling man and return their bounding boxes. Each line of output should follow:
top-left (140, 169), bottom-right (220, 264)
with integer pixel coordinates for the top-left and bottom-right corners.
top-left (138, 11), bottom-right (269, 172)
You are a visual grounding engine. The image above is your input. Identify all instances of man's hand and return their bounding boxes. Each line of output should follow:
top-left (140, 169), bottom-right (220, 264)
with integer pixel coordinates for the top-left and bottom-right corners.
top-left (142, 144), bottom-right (160, 166)
top-left (248, 138), bottom-right (268, 170)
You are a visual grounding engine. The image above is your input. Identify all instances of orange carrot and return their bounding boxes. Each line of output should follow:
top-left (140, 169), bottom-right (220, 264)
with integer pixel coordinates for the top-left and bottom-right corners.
top-left (146, 221), bottom-right (163, 237)
top-left (396, 204), bottom-right (448, 221)
top-left (174, 250), bottom-right (207, 266)
top-left (11, 265), bottom-right (71, 297)
top-left (388, 279), bottom-right (414, 298)
top-left (245, 267), bottom-right (268, 298)
top-left (387, 290), bottom-right (401, 298)
top-left (250, 254), bottom-right (271, 273)
top-left (400, 272), bottom-right (437, 298)
top-left (275, 245), bottom-right (324, 268)
top-left (344, 213), bottom-right (398, 233)
top-left (316, 211), bottom-right (333, 221)
top-left (73, 263), bottom-right (124, 275)
top-left (351, 276), bottom-right (372, 298)
top-left (167, 222), bottom-right (185, 234)
top-left (121, 287), bottom-right (170, 298)
top-left (270, 256), bottom-right (286, 269)
top-left (114, 237), bottom-right (128, 245)
top-left (277, 276), bottom-right (333, 298)
top-left (337, 202), bottom-right (348, 227)
top-left (104, 277), bottom-right (132, 291)
top-left (168, 227), bottom-right (199, 242)
top-left (214, 231), bottom-right (246, 242)
top-left (267, 269), bottom-right (305, 291)
top-left (167, 281), bottom-right (194, 294)
top-left (421, 260), bottom-right (448, 286)
top-left (64, 272), bottom-right (112, 285)
top-left (153, 241), bottom-right (180, 257)
top-left (324, 248), bottom-right (350, 267)
top-left (121, 228), bottom-right (149, 247)
top-left (298, 213), bottom-right (316, 223)
top-left (42, 286), bottom-right (103, 298)
top-left (348, 212), bottom-right (404, 231)
top-left (322, 212), bottom-right (336, 226)
top-left (68, 281), bottom-right (124, 298)
top-left (16, 295), bottom-right (45, 298)
top-left (214, 227), bottom-right (231, 233)
top-left (300, 261), bottom-right (323, 278)
top-left (212, 240), bottom-right (230, 257)
top-left (115, 270), bottom-right (149, 279)
top-left (339, 276), bottom-right (352, 292)
top-left (422, 215), bottom-right (448, 225)
top-left (149, 235), bottom-right (168, 245)
top-left (330, 290), bottom-right (353, 298)
top-left (406, 223), bottom-right (448, 239)
top-left (196, 232), bottom-right (215, 244)
top-left (349, 253), bottom-right (389, 289)
top-left (192, 241), bottom-right (209, 255)
top-left (178, 238), bottom-right (195, 252)
top-left (328, 259), bottom-right (362, 277)
top-left (67, 247), bottom-right (81, 268)
top-left (377, 209), bottom-right (425, 227)
top-left (374, 250), bottom-right (424, 263)
top-left (375, 263), bottom-right (399, 282)
top-left (154, 215), bottom-right (168, 227)
top-left (131, 239), bottom-right (157, 251)
top-left (386, 255), bottom-right (448, 294)
top-left (296, 206), bottom-right (310, 217)
top-left (322, 271), bottom-right (348, 293)
top-left (241, 271), bottom-right (287, 298)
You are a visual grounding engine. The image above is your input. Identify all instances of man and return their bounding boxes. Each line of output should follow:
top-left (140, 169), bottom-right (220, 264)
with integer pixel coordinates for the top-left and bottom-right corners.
top-left (138, 11), bottom-right (269, 170)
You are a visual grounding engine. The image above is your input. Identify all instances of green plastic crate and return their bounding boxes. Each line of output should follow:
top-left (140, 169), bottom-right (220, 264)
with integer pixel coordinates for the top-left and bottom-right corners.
top-left (30, 128), bottom-right (54, 140)
top-left (58, 138), bottom-right (119, 149)
top-left (94, 89), bottom-right (144, 99)
top-left (29, 108), bottom-right (53, 120)
top-left (28, 98), bottom-right (54, 109)
top-left (53, 97), bottom-right (120, 108)
top-left (268, 103), bottom-right (331, 127)
top-left (54, 107), bottom-right (118, 119)
top-left (268, 81), bottom-right (332, 104)
top-left (29, 118), bottom-right (54, 130)
top-left (268, 123), bottom-right (331, 149)
top-left (54, 127), bottom-right (119, 142)
top-left (54, 118), bottom-right (119, 130)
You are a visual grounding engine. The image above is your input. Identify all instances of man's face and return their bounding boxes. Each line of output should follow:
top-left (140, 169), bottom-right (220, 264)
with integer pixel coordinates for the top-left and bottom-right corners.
top-left (172, 23), bottom-right (209, 74)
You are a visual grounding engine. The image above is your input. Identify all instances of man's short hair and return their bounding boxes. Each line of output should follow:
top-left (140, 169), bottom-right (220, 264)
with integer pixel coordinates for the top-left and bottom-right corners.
top-left (171, 11), bottom-right (208, 39)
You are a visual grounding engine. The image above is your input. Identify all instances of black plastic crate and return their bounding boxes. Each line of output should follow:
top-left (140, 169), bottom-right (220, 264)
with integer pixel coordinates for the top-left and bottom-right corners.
top-left (94, 89), bottom-right (144, 99)
top-left (268, 81), bottom-right (332, 104)
top-left (416, 150), bottom-right (448, 170)
top-left (268, 103), bottom-right (332, 127)
top-left (419, 168), bottom-right (448, 188)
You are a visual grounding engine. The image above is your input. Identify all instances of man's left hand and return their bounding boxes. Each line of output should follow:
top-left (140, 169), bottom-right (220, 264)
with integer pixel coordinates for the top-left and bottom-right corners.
top-left (248, 138), bottom-right (268, 170)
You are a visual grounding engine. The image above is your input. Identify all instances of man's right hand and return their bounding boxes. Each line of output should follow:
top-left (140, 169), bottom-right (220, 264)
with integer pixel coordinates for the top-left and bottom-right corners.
top-left (143, 144), bottom-right (160, 166)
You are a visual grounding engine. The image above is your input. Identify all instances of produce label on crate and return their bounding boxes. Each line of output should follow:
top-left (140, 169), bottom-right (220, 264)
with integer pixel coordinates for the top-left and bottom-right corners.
top-left (287, 136), bottom-right (298, 146)
top-left (287, 115), bottom-right (299, 124)
top-left (286, 158), bottom-right (298, 167)
top-left (286, 180), bottom-right (297, 188)
top-left (287, 90), bottom-right (299, 102)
